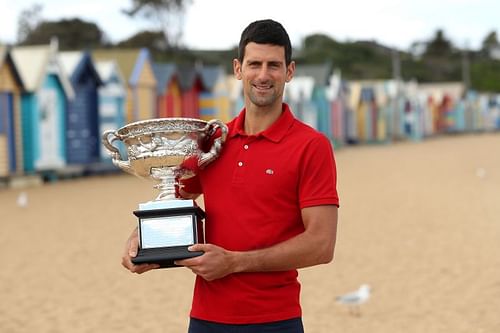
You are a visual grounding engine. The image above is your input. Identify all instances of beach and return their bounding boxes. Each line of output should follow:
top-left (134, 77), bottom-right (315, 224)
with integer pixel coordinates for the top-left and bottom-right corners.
top-left (1, 132), bottom-right (499, 333)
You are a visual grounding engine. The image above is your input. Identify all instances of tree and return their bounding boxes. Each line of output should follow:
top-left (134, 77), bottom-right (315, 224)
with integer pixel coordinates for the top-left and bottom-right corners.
top-left (122, 0), bottom-right (192, 49)
top-left (423, 29), bottom-right (454, 58)
top-left (117, 30), bottom-right (167, 51)
top-left (17, 3), bottom-right (44, 43)
top-left (20, 18), bottom-right (108, 49)
top-left (481, 30), bottom-right (499, 58)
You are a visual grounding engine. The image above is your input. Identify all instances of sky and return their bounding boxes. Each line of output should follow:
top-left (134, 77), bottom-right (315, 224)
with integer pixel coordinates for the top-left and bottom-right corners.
top-left (1, 0), bottom-right (500, 51)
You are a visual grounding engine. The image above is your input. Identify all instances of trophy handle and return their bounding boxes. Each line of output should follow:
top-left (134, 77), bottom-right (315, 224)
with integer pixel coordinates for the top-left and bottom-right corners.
top-left (102, 130), bottom-right (133, 173)
top-left (199, 119), bottom-right (228, 168)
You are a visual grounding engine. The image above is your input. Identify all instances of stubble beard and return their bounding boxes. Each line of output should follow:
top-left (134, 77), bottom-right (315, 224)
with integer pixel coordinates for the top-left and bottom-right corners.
top-left (248, 85), bottom-right (279, 108)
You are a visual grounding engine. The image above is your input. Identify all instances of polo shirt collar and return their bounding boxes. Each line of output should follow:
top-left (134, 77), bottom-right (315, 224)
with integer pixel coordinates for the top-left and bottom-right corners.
top-left (229, 103), bottom-right (295, 143)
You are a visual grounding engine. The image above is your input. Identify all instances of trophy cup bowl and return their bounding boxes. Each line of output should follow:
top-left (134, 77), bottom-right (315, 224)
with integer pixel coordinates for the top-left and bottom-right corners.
top-left (102, 118), bottom-right (228, 268)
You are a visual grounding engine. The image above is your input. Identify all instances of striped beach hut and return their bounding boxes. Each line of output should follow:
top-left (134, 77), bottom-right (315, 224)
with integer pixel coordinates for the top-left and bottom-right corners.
top-left (152, 63), bottom-right (182, 118)
top-left (198, 65), bottom-right (231, 122)
top-left (12, 42), bottom-right (74, 173)
top-left (95, 60), bottom-right (126, 160)
top-left (93, 48), bottom-right (156, 123)
top-left (325, 70), bottom-right (346, 147)
top-left (0, 46), bottom-right (24, 177)
top-left (344, 81), bottom-right (361, 143)
top-left (60, 51), bottom-right (102, 166)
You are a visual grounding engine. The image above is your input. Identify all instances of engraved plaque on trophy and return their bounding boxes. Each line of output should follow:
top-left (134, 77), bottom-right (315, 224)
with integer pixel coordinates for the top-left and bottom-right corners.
top-left (102, 118), bottom-right (227, 268)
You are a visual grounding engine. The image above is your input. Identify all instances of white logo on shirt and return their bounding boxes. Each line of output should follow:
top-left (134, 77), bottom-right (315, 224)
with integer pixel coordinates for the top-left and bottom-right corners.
top-left (265, 169), bottom-right (274, 175)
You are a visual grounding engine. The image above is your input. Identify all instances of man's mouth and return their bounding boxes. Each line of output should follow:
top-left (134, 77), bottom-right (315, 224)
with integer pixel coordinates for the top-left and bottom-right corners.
top-left (253, 83), bottom-right (272, 91)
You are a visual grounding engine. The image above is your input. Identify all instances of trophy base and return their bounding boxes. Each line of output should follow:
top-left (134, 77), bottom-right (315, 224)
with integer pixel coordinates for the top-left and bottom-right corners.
top-left (132, 202), bottom-right (205, 269)
top-left (132, 245), bottom-right (204, 268)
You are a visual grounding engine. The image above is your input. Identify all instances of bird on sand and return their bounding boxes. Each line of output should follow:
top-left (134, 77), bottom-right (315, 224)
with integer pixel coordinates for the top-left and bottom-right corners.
top-left (335, 284), bottom-right (371, 316)
top-left (16, 192), bottom-right (28, 208)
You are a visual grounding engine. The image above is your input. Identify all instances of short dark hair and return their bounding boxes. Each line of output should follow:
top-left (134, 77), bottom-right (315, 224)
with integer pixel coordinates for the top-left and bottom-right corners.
top-left (238, 19), bottom-right (292, 65)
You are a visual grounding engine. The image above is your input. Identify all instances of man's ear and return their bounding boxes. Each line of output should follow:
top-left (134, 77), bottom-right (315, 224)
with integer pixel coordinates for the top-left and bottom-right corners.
top-left (285, 61), bottom-right (295, 83)
top-left (233, 59), bottom-right (242, 80)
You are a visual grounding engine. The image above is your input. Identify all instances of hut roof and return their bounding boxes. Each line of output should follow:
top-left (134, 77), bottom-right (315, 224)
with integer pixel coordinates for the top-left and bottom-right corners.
top-left (95, 60), bottom-right (125, 84)
top-left (0, 46), bottom-right (24, 89)
top-left (92, 48), bottom-right (147, 85)
top-left (294, 63), bottom-right (332, 87)
top-left (11, 43), bottom-right (74, 98)
top-left (59, 51), bottom-right (102, 86)
top-left (198, 66), bottom-right (225, 91)
top-left (152, 63), bottom-right (177, 95)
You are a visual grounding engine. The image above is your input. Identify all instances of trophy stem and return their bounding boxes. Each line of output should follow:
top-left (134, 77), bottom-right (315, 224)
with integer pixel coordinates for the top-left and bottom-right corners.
top-left (151, 167), bottom-right (178, 201)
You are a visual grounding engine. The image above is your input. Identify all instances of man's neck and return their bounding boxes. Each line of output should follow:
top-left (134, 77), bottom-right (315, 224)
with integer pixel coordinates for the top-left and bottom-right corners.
top-left (244, 103), bottom-right (283, 135)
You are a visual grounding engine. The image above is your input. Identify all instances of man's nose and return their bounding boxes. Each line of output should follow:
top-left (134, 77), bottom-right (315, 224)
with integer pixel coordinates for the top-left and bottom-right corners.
top-left (256, 65), bottom-right (271, 80)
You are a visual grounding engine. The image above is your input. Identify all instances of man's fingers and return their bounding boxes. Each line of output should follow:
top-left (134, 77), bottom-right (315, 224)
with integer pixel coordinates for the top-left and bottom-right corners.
top-left (188, 243), bottom-right (210, 252)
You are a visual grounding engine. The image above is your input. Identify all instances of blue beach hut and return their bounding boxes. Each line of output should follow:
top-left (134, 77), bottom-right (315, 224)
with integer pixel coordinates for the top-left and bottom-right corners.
top-left (60, 51), bottom-right (103, 166)
top-left (12, 42), bottom-right (74, 174)
top-left (93, 48), bottom-right (157, 123)
top-left (95, 60), bottom-right (126, 161)
top-left (0, 46), bottom-right (25, 177)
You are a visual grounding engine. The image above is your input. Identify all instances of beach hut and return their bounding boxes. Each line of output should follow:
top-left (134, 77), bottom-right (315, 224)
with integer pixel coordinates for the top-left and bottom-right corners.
top-left (417, 82), bottom-right (465, 134)
top-left (226, 76), bottom-right (244, 119)
top-left (60, 51), bottom-right (102, 166)
top-left (93, 48), bottom-right (156, 123)
top-left (325, 70), bottom-right (345, 147)
top-left (284, 76), bottom-right (317, 129)
top-left (0, 46), bottom-right (24, 177)
top-left (95, 60), bottom-right (126, 161)
top-left (177, 65), bottom-right (203, 119)
top-left (152, 63), bottom-right (182, 118)
top-left (293, 64), bottom-right (332, 138)
top-left (12, 41), bottom-right (74, 174)
top-left (344, 81), bottom-right (361, 144)
top-left (351, 83), bottom-right (380, 143)
top-left (198, 65), bottom-right (231, 122)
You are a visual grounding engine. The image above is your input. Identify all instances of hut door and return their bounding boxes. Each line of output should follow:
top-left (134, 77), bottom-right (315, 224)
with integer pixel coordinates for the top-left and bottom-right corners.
top-left (0, 92), bottom-right (16, 172)
top-left (37, 89), bottom-right (60, 168)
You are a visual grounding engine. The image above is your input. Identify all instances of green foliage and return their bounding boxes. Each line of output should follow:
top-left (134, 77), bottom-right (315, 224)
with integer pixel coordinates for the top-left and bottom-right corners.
top-left (423, 29), bottom-right (454, 58)
top-left (298, 34), bottom-right (393, 79)
top-left (117, 30), bottom-right (167, 51)
top-left (20, 18), bottom-right (107, 50)
top-left (470, 60), bottom-right (500, 92)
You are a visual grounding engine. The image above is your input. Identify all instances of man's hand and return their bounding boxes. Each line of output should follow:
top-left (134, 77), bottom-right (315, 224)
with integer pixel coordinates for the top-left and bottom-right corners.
top-left (175, 244), bottom-right (237, 281)
top-left (121, 227), bottom-right (160, 274)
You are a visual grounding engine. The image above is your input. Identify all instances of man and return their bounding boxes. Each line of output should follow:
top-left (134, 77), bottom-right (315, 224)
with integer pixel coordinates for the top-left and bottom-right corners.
top-left (122, 19), bottom-right (339, 333)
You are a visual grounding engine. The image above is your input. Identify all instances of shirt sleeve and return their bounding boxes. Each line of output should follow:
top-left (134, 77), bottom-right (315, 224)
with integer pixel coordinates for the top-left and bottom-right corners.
top-left (180, 175), bottom-right (203, 196)
top-left (298, 134), bottom-right (339, 209)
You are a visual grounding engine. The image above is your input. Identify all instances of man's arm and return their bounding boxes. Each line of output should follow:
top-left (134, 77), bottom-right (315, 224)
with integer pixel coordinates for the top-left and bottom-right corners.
top-left (176, 204), bottom-right (338, 281)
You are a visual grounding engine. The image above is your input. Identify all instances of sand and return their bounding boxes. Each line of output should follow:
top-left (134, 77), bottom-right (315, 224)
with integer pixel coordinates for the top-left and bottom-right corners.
top-left (1, 132), bottom-right (499, 333)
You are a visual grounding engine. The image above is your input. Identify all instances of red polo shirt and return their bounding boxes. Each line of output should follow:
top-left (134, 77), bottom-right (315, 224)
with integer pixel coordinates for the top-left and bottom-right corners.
top-left (184, 103), bottom-right (339, 324)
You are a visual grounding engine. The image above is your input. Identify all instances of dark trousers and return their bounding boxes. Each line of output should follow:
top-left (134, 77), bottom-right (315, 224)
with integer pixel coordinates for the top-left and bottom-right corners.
top-left (188, 317), bottom-right (304, 333)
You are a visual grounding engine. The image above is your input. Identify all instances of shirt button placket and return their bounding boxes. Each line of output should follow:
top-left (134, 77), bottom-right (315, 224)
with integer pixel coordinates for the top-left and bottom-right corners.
top-left (239, 143), bottom-right (249, 167)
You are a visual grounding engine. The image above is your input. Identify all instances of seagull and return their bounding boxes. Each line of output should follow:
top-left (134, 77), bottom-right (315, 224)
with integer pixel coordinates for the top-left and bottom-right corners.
top-left (335, 284), bottom-right (371, 316)
top-left (16, 192), bottom-right (28, 208)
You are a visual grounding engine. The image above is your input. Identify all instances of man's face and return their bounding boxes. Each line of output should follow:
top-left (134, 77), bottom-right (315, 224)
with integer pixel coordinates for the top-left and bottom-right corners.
top-left (234, 42), bottom-right (295, 108)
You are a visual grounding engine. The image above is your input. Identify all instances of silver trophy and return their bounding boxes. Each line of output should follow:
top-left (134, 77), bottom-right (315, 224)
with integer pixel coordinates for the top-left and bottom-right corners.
top-left (102, 118), bottom-right (228, 268)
